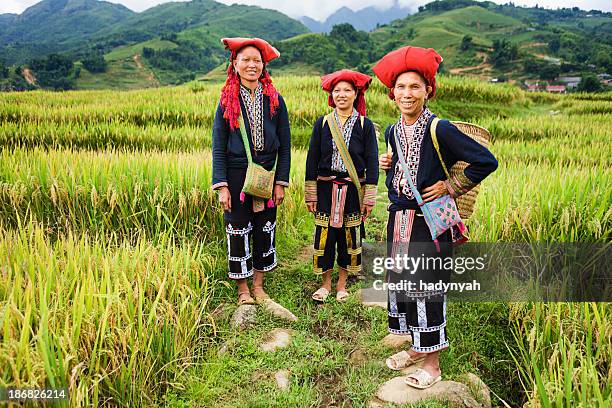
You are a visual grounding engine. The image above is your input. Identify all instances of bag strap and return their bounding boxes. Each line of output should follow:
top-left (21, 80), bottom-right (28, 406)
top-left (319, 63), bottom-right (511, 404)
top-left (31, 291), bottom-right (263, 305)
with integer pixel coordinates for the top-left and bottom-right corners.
top-left (429, 117), bottom-right (451, 180)
top-left (393, 125), bottom-right (424, 205)
top-left (238, 115), bottom-right (276, 170)
top-left (324, 112), bottom-right (364, 210)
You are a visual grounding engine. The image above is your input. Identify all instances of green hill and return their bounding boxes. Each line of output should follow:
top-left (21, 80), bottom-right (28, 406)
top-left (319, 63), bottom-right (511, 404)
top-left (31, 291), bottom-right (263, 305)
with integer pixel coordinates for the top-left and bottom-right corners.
top-left (0, 0), bottom-right (308, 86)
top-left (273, 0), bottom-right (611, 82)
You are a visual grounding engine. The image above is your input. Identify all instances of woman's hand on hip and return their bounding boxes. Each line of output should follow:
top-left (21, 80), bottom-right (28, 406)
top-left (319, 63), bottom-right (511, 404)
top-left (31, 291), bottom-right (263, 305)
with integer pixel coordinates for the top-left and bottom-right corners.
top-left (218, 186), bottom-right (231, 212)
top-left (273, 184), bottom-right (285, 206)
top-left (421, 181), bottom-right (449, 203)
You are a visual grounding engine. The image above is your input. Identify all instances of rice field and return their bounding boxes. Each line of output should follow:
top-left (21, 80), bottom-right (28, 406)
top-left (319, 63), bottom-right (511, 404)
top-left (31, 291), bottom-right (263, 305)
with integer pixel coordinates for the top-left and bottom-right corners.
top-left (0, 76), bottom-right (610, 406)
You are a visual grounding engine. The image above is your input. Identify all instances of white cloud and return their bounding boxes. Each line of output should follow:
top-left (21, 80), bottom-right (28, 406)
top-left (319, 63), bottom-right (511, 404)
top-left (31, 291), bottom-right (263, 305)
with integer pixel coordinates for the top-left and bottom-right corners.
top-left (1, 0), bottom-right (610, 19)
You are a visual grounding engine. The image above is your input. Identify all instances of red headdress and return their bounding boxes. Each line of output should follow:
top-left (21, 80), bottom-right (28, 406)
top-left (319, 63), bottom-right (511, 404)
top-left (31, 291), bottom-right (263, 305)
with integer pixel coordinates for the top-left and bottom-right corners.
top-left (321, 69), bottom-right (372, 116)
top-left (219, 37), bottom-right (281, 131)
top-left (372, 46), bottom-right (443, 100)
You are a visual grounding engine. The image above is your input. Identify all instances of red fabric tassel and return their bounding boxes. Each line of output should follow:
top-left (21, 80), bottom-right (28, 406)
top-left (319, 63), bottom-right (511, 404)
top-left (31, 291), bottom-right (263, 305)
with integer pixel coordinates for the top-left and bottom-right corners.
top-left (434, 239), bottom-right (440, 253)
top-left (267, 199), bottom-right (275, 208)
top-left (355, 91), bottom-right (366, 117)
top-left (239, 191), bottom-right (245, 203)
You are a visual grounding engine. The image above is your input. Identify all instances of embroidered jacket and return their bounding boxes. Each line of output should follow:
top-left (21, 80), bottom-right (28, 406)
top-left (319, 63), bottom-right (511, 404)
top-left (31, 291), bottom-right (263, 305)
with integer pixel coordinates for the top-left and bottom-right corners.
top-left (211, 93), bottom-right (291, 190)
top-left (385, 115), bottom-right (498, 211)
top-left (305, 114), bottom-right (379, 207)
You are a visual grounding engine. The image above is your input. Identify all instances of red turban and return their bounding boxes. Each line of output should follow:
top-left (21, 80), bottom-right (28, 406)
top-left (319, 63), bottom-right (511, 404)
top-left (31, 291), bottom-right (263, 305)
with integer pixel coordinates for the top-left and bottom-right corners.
top-left (219, 37), bottom-right (280, 131)
top-left (372, 46), bottom-right (443, 100)
top-left (221, 37), bottom-right (280, 63)
top-left (321, 69), bottom-right (372, 116)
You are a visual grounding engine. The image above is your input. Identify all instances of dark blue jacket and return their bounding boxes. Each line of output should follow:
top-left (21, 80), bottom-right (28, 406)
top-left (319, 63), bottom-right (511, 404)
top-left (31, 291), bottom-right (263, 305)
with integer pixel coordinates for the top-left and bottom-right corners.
top-left (305, 115), bottom-right (379, 186)
top-left (385, 115), bottom-right (498, 211)
top-left (212, 94), bottom-right (291, 189)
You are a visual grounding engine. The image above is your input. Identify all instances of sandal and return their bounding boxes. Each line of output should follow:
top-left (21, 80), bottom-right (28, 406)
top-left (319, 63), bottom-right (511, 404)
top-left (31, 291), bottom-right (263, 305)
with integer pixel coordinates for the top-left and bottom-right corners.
top-left (404, 368), bottom-right (442, 389)
top-left (385, 350), bottom-right (426, 371)
top-left (237, 291), bottom-right (255, 306)
top-left (312, 287), bottom-right (330, 302)
top-left (336, 290), bottom-right (349, 302)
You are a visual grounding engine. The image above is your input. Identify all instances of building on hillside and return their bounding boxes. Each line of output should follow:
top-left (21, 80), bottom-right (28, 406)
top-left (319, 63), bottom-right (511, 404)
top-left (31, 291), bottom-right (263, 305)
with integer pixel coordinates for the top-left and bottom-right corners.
top-left (557, 76), bottom-right (581, 89)
top-left (546, 85), bottom-right (566, 94)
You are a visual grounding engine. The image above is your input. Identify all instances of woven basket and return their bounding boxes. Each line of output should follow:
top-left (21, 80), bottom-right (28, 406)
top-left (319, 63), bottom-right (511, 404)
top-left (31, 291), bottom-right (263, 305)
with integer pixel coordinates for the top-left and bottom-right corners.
top-left (448, 121), bottom-right (491, 220)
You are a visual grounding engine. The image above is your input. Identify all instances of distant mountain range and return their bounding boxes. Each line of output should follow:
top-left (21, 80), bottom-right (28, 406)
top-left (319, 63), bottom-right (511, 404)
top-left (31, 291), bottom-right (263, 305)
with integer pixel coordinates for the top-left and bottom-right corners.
top-left (300, 1), bottom-right (413, 33)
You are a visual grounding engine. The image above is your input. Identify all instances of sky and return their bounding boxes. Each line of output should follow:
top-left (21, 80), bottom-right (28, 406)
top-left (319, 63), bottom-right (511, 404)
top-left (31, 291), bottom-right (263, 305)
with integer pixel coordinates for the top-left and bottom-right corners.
top-left (1, 0), bottom-right (611, 20)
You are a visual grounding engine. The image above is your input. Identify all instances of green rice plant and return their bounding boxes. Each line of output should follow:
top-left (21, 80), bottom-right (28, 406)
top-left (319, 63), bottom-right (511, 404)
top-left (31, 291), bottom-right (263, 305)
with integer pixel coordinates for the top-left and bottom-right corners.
top-left (0, 147), bottom-right (310, 242)
top-left (0, 221), bottom-right (219, 406)
top-left (0, 121), bottom-right (210, 151)
top-left (508, 303), bottom-right (611, 407)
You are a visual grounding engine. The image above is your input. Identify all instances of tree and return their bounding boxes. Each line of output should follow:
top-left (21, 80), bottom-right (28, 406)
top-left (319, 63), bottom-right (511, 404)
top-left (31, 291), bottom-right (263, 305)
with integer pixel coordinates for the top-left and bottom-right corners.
top-left (82, 53), bottom-right (107, 73)
top-left (460, 35), bottom-right (473, 51)
top-left (548, 38), bottom-right (560, 54)
top-left (490, 39), bottom-right (519, 67)
top-left (0, 60), bottom-right (8, 78)
top-left (538, 64), bottom-right (560, 81)
top-left (577, 75), bottom-right (603, 93)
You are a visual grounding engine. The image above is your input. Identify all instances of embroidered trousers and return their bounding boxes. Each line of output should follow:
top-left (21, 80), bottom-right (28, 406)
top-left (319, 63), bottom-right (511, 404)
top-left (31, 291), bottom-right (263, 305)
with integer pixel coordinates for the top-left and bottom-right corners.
top-left (224, 168), bottom-right (277, 280)
top-left (386, 209), bottom-right (452, 353)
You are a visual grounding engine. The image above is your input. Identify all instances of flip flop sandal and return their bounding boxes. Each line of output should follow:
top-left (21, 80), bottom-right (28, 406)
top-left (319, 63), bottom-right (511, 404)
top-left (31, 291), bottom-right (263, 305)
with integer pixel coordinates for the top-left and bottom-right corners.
top-left (385, 350), bottom-right (426, 371)
top-left (336, 290), bottom-right (349, 302)
top-left (312, 287), bottom-right (330, 302)
top-left (237, 291), bottom-right (255, 306)
top-left (404, 368), bottom-right (442, 389)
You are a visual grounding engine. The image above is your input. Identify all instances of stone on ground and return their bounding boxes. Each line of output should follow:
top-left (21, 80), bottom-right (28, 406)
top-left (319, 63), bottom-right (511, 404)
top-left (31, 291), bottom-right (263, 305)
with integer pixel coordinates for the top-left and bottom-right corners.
top-left (348, 348), bottom-right (368, 366)
top-left (260, 328), bottom-right (293, 352)
top-left (357, 288), bottom-right (387, 309)
top-left (274, 369), bottom-right (290, 390)
top-left (463, 373), bottom-right (492, 408)
top-left (261, 299), bottom-right (298, 322)
top-left (381, 333), bottom-right (412, 349)
top-left (230, 304), bottom-right (256, 330)
top-left (375, 375), bottom-right (483, 407)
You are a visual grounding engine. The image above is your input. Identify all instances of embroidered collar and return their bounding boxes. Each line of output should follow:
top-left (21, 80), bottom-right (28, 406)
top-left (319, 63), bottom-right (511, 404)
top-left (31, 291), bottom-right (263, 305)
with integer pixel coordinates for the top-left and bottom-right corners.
top-left (392, 107), bottom-right (433, 199)
top-left (331, 108), bottom-right (359, 173)
top-left (239, 82), bottom-right (265, 151)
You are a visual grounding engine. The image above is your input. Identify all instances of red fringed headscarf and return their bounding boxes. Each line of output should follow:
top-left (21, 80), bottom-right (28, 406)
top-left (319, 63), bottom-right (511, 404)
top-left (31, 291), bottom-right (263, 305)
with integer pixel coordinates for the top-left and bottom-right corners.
top-left (321, 69), bottom-right (372, 117)
top-left (372, 46), bottom-right (443, 100)
top-left (219, 38), bottom-right (281, 131)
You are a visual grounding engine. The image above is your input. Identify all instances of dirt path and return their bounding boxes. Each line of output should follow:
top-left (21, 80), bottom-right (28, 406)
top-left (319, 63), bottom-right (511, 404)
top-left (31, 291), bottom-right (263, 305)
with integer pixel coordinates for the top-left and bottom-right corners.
top-left (449, 52), bottom-right (492, 75)
top-left (133, 54), bottom-right (158, 84)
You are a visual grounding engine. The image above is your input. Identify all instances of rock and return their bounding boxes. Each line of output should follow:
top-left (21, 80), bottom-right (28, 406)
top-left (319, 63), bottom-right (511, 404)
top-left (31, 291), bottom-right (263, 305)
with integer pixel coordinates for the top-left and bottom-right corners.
top-left (260, 328), bottom-right (293, 352)
top-left (463, 373), bottom-right (492, 408)
top-left (348, 348), bottom-right (368, 366)
top-left (381, 333), bottom-right (412, 349)
top-left (357, 288), bottom-right (387, 309)
top-left (375, 376), bottom-right (482, 407)
top-left (368, 398), bottom-right (386, 407)
top-left (261, 299), bottom-right (298, 322)
top-left (230, 304), bottom-right (256, 330)
top-left (274, 369), bottom-right (290, 390)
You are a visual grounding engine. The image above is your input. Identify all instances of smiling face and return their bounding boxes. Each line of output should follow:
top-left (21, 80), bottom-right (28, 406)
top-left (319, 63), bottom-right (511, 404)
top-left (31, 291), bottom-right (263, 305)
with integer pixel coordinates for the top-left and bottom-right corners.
top-left (393, 71), bottom-right (433, 123)
top-left (233, 46), bottom-right (264, 86)
top-left (332, 80), bottom-right (357, 112)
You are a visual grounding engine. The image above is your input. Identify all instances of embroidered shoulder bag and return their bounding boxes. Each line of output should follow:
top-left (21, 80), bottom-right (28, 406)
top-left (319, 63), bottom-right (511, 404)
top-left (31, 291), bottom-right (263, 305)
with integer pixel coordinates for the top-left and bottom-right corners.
top-left (393, 125), bottom-right (466, 251)
top-left (238, 115), bottom-right (276, 200)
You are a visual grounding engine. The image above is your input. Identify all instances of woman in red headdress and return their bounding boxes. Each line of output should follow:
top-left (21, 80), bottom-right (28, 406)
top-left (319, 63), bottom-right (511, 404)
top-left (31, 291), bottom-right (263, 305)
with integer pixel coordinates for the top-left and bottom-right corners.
top-left (373, 46), bottom-right (498, 389)
top-left (212, 38), bottom-right (291, 305)
top-left (305, 69), bottom-right (379, 302)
